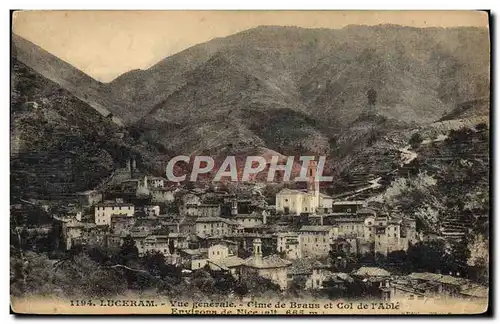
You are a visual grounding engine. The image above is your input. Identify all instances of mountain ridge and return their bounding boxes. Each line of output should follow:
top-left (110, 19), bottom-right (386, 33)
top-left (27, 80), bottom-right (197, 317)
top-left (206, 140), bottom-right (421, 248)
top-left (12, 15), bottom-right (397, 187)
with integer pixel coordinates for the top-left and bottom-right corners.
top-left (12, 34), bottom-right (126, 125)
top-left (12, 25), bottom-right (490, 180)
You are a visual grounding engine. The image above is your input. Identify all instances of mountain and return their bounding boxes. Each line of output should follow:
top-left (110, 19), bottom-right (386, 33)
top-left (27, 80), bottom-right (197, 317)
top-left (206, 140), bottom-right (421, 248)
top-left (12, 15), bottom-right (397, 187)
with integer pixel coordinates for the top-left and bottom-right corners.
top-left (11, 25), bottom-right (490, 186)
top-left (106, 25), bottom-right (489, 158)
top-left (12, 34), bottom-right (125, 126)
top-left (10, 56), bottom-right (169, 200)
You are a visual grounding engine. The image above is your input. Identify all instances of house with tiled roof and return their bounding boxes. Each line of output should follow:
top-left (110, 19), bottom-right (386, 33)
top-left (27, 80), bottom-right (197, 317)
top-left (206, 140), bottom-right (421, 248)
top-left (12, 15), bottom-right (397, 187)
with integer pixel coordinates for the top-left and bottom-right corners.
top-left (276, 231), bottom-right (301, 260)
top-left (352, 266), bottom-right (391, 278)
top-left (298, 225), bottom-right (335, 258)
top-left (407, 272), bottom-right (475, 298)
top-left (207, 256), bottom-right (246, 278)
top-left (195, 217), bottom-right (238, 238)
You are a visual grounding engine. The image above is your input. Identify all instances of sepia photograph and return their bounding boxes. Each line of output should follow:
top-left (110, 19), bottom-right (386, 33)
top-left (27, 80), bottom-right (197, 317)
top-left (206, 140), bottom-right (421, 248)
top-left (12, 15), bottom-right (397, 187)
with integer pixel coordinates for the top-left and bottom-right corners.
top-left (9, 10), bottom-right (490, 315)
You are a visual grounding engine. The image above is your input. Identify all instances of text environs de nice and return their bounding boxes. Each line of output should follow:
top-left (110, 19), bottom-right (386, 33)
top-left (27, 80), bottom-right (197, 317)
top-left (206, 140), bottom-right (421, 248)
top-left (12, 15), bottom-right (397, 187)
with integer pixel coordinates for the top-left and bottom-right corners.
top-left (165, 155), bottom-right (333, 183)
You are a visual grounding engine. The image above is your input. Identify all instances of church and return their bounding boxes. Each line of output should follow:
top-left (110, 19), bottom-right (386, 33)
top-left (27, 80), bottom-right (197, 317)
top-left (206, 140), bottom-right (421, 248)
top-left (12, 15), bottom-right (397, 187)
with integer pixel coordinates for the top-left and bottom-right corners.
top-left (275, 160), bottom-right (333, 215)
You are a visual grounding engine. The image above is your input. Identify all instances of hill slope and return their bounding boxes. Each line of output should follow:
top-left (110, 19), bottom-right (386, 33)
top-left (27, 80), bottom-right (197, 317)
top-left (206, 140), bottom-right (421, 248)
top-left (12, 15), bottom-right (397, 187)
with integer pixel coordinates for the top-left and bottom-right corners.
top-left (12, 34), bottom-right (126, 125)
top-left (107, 25), bottom-right (489, 157)
top-left (10, 57), bottom-right (168, 200)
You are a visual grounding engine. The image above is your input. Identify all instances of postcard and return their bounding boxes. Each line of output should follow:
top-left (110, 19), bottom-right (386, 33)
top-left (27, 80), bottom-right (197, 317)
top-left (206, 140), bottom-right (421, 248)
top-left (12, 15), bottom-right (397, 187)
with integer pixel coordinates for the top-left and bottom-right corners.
top-left (10, 10), bottom-right (490, 315)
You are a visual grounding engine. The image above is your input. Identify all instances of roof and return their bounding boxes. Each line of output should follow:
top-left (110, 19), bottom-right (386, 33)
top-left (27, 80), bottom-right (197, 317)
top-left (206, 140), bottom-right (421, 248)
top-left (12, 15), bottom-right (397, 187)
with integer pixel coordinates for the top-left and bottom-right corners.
top-left (168, 233), bottom-right (188, 238)
top-left (96, 202), bottom-right (134, 208)
top-left (219, 239), bottom-right (238, 245)
top-left (196, 217), bottom-right (237, 225)
top-left (76, 190), bottom-right (100, 195)
top-left (352, 266), bottom-right (391, 277)
top-left (64, 220), bottom-right (96, 229)
top-left (299, 225), bottom-right (333, 232)
top-left (333, 201), bottom-right (366, 206)
top-left (277, 188), bottom-right (308, 196)
top-left (408, 272), bottom-right (444, 282)
top-left (180, 248), bottom-right (207, 256)
top-left (409, 273), bottom-right (470, 287)
top-left (209, 244), bottom-right (228, 250)
top-left (208, 256), bottom-right (246, 270)
top-left (312, 260), bottom-right (329, 269)
top-left (333, 217), bottom-right (365, 223)
top-left (244, 254), bottom-right (292, 269)
top-left (357, 208), bottom-right (377, 215)
top-left (436, 275), bottom-right (468, 286)
top-left (460, 284), bottom-right (488, 298)
top-left (235, 212), bottom-right (263, 219)
top-left (288, 259), bottom-right (315, 275)
top-left (325, 272), bottom-right (355, 283)
top-left (144, 235), bottom-right (169, 243)
top-left (276, 231), bottom-right (299, 237)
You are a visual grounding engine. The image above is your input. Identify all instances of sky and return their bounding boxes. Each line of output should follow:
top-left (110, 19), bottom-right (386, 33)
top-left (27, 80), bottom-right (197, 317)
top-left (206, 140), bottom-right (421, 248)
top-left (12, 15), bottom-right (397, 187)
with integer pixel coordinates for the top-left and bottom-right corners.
top-left (12, 10), bottom-right (489, 82)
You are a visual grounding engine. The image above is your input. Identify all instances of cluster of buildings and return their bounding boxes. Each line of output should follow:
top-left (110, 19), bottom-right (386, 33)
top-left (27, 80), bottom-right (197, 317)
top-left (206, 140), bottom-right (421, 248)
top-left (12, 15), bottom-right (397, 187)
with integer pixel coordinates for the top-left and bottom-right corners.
top-left (50, 157), bottom-right (485, 300)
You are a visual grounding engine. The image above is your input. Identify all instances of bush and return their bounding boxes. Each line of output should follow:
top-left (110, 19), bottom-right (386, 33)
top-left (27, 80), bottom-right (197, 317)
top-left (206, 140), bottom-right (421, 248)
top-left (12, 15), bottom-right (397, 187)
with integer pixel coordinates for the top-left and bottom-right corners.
top-left (409, 133), bottom-right (423, 149)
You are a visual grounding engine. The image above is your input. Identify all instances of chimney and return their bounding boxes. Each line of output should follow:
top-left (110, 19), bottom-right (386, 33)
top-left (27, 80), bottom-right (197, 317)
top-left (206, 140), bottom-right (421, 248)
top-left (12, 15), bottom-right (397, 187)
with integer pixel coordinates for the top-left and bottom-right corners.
top-left (253, 238), bottom-right (263, 266)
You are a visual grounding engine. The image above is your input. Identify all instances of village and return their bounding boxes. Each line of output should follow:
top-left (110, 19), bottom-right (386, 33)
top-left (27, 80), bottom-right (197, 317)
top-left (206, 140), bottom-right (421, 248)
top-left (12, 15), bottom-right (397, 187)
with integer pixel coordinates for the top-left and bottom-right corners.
top-left (22, 155), bottom-right (485, 303)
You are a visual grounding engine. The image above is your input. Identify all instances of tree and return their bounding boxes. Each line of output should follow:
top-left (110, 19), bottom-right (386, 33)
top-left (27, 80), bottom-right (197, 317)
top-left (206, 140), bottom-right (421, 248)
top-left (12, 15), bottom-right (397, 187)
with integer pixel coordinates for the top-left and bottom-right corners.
top-left (407, 240), bottom-right (447, 273)
top-left (143, 251), bottom-right (166, 277)
top-left (288, 276), bottom-right (307, 297)
top-left (387, 250), bottom-right (408, 265)
top-left (367, 88), bottom-right (377, 109)
top-left (475, 123), bottom-right (488, 132)
top-left (117, 235), bottom-right (139, 265)
top-left (409, 133), bottom-right (423, 149)
top-left (240, 271), bottom-right (281, 296)
top-left (191, 269), bottom-right (215, 294)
